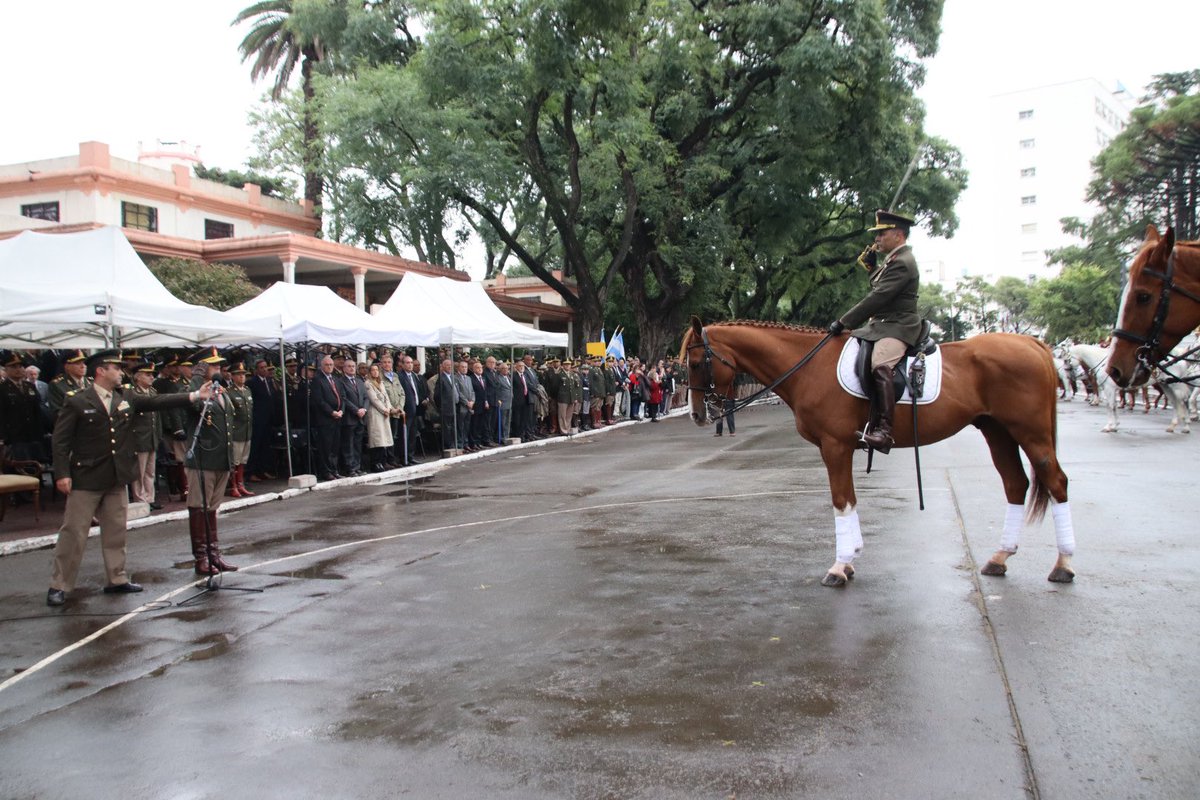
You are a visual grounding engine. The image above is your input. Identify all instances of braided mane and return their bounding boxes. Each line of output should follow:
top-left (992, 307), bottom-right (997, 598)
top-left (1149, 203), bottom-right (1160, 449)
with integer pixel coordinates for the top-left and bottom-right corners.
top-left (708, 319), bottom-right (828, 334)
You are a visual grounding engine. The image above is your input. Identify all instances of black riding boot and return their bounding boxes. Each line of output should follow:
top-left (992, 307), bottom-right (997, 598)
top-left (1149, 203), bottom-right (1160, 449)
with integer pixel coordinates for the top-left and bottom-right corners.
top-left (862, 366), bottom-right (896, 453)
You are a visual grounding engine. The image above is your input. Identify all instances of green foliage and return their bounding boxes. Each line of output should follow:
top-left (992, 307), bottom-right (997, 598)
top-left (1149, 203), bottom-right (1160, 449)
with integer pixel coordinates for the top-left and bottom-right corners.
top-left (310, 0), bottom-right (962, 357)
top-left (194, 163), bottom-right (295, 200)
top-left (1087, 70), bottom-right (1200, 244)
top-left (147, 258), bottom-right (263, 311)
top-left (1028, 264), bottom-right (1120, 344)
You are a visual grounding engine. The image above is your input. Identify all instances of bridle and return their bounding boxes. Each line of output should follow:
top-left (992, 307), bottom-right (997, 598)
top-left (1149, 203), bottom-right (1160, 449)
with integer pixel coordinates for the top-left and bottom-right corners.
top-left (686, 325), bottom-right (835, 421)
top-left (685, 327), bottom-right (739, 420)
top-left (1112, 250), bottom-right (1200, 379)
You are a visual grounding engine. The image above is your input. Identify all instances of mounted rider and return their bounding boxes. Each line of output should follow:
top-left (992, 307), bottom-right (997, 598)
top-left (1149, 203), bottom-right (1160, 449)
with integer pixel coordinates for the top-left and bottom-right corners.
top-left (829, 209), bottom-right (922, 452)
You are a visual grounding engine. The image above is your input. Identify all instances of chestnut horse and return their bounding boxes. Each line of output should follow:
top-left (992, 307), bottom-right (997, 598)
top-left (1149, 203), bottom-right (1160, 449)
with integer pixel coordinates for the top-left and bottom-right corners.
top-left (682, 317), bottom-right (1076, 587)
top-left (1109, 225), bottom-right (1200, 389)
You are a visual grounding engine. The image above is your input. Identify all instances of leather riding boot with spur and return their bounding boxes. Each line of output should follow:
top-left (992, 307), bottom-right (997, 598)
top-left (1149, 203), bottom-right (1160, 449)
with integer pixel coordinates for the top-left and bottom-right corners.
top-left (188, 508), bottom-right (216, 575)
top-left (205, 511), bottom-right (239, 572)
top-left (862, 366), bottom-right (896, 454)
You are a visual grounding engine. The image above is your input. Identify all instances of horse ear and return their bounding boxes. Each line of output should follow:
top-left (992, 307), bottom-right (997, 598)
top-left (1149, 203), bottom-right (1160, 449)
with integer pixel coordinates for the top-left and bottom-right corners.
top-left (1154, 227), bottom-right (1176, 262)
top-left (689, 316), bottom-right (704, 338)
top-left (1145, 224), bottom-right (1160, 242)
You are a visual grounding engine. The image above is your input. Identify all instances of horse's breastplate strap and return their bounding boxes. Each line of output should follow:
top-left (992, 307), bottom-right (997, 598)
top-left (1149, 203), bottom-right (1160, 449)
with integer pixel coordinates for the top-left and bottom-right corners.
top-left (837, 338), bottom-right (943, 404)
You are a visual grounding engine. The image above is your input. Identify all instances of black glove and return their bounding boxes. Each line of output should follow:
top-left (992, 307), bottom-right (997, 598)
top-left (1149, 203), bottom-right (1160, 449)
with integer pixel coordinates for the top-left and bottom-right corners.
top-left (829, 320), bottom-right (845, 335)
top-left (173, 429), bottom-right (187, 441)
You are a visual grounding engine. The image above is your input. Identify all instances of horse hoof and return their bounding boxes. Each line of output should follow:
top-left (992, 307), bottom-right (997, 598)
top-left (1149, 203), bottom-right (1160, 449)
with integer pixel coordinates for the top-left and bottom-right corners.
top-left (821, 572), bottom-right (848, 588)
top-left (844, 565), bottom-right (855, 580)
top-left (980, 561), bottom-right (1007, 577)
top-left (1047, 567), bottom-right (1075, 583)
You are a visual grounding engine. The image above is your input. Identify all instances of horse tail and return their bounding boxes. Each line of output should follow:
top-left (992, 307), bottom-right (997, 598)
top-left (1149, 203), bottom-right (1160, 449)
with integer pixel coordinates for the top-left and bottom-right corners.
top-left (1026, 337), bottom-right (1057, 524)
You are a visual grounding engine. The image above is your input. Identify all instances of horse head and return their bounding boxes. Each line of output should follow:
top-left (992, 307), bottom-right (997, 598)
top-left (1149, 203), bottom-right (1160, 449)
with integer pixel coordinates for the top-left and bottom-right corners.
top-left (681, 316), bottom-right (737, 426)
top-left (1110, 224), bottom-right (1190, 387)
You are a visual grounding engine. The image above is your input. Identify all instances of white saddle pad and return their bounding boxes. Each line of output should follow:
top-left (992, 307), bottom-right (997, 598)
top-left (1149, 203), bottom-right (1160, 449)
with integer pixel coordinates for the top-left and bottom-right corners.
top-left (836, 338), bottom-right (943, 405)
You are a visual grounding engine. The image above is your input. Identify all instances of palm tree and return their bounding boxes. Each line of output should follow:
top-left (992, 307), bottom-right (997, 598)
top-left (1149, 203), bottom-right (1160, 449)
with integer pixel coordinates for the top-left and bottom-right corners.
top-left (233, 0), bottom-right (326, 226)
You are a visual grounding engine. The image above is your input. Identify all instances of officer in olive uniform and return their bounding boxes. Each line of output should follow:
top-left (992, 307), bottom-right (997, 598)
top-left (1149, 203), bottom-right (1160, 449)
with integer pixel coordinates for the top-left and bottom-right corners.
top-left (587, 356), bottom-right (606, 428)
top-left (46, 351), bottom-right (212, 606)
top-left (129, 360), bottom-right (163, 510)
top-left (46, 349), bottom-right (91, 422)
top-left (566, 360), bottom-right (583, 434)
top-left (184, 348), bottom-right (239, 575)
top-left (830, 209), bottom-right (922, 453)
top-left (155, 355), bottom-right (191, 501)
top-left (226, 362), bottom-right (255, 498)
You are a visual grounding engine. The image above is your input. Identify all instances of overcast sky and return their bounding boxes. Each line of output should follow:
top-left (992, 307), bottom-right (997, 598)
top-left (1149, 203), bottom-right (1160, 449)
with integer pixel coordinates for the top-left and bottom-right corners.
top-left (2, 0), bottom-right (1196, 277)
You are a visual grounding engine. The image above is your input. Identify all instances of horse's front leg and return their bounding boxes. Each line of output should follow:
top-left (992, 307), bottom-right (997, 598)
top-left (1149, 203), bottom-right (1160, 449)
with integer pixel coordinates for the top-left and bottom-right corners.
top-left (818, 440), bottom-right (860, 588)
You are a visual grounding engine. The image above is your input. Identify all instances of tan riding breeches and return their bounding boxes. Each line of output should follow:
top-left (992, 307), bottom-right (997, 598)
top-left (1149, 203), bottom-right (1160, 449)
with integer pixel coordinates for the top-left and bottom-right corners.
top-left (871, 337), bottom-right (907, 370)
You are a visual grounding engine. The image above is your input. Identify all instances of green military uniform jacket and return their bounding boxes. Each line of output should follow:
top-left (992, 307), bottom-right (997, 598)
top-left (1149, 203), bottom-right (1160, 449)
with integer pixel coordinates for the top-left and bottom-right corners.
top-left (567, 371), bottom-right (582, 404)
top-left (53, 385), bottom-right (193, 491)
top-left (226, 384), bottom-right (253, 443)
top-left (129, 384), bottom-right (161, 453)
top-left (157, 377), bottom-right (190, 441)
top-left (603, 366), bottom-right (617, 397)
top-left (186, 376), bottom-right (234, 471)
top-left (47, 374), bottom-right (91, 419)
top-left (841, 244), bottom-right (922, 346)
top-left (587, 366), bottom-right (605, 398)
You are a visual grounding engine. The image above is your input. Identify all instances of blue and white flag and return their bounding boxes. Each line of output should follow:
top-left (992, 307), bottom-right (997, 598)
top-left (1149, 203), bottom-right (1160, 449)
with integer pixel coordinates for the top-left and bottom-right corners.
top-left (606, 330), bottom-right (626, 360)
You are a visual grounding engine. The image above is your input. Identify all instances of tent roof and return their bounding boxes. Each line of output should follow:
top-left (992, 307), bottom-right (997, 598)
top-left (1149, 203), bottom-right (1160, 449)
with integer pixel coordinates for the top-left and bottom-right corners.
top-left (225, 281), bottom-right (438, 346)
top-left (0, 226), bottom-right (279, 348)
top-left (376, 273), bottom-right (568, 347)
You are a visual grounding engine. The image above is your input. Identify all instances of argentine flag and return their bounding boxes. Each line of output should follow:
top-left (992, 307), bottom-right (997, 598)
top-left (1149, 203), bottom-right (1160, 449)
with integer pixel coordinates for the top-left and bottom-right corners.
top-left (606, 329), bottom-right (626, 360)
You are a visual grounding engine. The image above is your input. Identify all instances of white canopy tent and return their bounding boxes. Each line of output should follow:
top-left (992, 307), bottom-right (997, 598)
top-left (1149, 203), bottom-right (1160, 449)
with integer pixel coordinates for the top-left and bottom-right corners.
top-left (376, 273), bottom-right (568, 348)
top-left (0, 226), bottom-right (280, 349)
top-left (224, 281), bottom-right (438, 346)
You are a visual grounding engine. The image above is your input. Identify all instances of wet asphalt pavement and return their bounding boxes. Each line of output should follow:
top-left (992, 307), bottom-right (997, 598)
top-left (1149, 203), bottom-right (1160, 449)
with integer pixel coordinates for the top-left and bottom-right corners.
top-left (1, 401), bottom-right (1198, 799)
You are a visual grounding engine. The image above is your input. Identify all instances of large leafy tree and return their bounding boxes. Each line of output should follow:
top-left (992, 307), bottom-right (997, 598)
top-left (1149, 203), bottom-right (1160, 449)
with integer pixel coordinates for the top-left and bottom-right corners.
top-left (1028, 264), bottom-right (1120, 344)
top-left (319, 0), bottom-right (963, 357)
top-left (1087, 70), bottom-right (1200, 244)
top-left (234, 0), bottom-right (349, 225)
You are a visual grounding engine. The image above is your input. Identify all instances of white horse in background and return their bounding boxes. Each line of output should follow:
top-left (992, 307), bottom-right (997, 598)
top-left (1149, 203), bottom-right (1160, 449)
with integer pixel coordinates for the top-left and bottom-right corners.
top-left (1071, 344), bottom-right (1120, 431)
top-left (1073, 341), bottom-right (1194, 433)
top-left (1053, 341), bottom-right (1079, 401)
top-left (1156, 333), bottom-right (1200, 432)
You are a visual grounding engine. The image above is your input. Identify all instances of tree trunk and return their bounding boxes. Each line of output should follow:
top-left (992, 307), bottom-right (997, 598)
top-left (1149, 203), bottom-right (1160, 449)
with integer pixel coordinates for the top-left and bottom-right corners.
top-left (301, 50), bottom-right (323, 234)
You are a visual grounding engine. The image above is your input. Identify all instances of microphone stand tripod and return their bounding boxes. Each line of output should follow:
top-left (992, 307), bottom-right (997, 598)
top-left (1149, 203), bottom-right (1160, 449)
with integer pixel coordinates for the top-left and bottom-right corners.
top-left (179, 385), bottom-right (263, 605)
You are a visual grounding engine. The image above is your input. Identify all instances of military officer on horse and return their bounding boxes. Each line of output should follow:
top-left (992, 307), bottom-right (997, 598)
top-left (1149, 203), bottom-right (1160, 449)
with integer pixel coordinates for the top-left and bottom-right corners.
top-left (828, 209), bottom-right (922, 453)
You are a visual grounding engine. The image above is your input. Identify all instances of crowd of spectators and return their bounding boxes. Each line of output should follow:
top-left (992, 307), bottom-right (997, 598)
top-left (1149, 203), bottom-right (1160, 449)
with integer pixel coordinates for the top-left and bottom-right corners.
top-left (1, 346), bottom-right (691, 515)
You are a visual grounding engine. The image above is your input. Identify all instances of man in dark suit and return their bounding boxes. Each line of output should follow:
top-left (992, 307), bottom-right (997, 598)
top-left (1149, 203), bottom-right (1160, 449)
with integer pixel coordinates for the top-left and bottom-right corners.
top-left (468, 360), bottom-right (490, 450)
top-left (247, 358), bottom-right (281, 481)
top-left (46, 350), bottom-right (212, 606)
top-left (397, 354), bottom-right (422, 465)
top-left (309, 354), bottom-right (344, 481)
top-left (830, 208), bottom-right (922, 453)
top-left (431, 358), bottom-right (458, 453)
top-left (337, 358), bottom-right (368, 476)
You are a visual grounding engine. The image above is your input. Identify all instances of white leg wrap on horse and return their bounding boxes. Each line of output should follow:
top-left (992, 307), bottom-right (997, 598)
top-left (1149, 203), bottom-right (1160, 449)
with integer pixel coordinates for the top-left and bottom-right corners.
top-left (834, 509), bottom-right (860, 563)
top-left (1052, 501), bottom-right (1076, 556)
top-left (1000, 503), bottom-right (1024, 553)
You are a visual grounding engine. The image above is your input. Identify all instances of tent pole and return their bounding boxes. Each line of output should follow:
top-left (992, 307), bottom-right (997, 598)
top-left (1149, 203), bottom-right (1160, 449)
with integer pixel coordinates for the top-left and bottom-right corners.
top-left (279, 337), bottom-right (293, 477)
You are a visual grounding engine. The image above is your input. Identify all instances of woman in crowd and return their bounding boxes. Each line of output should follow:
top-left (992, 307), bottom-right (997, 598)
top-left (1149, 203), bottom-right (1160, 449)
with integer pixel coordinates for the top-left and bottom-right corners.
top-left (657, 359), bottom-right (673, 417)
top-left (628, 364), bottom-right (644, 420)
top-left (645, 368), bottom-right (663, 422)
top-left (364, 363), bottom-right (394, 472)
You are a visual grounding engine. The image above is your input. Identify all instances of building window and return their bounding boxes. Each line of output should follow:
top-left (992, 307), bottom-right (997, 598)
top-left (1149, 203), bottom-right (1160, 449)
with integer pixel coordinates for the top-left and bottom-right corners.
top-left (1018, 109), bottom-right (1034, 120)
top-left (121, 201), bottom-right (157, 232)
top-left (205, 219), bottom-right (234, 239)
top-left (20, 201), bottom-right (60, 221)
top-left (1020, 167), bottom-right (1036, 178)
top-left (1019, 138), bottom-right (1035, 149)
top-left (1021, 195), bottom-right (1037, 206)
top-left (1021, 250), bottom-right (1040, 262)
top-left (1022, 223), bottom-right (1038, 234)
top-left (1096, 128), bottom-right (1113, 148)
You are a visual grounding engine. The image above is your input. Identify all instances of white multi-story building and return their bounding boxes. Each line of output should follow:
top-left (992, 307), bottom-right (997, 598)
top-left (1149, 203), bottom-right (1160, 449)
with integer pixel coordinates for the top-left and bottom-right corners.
top-left (975, 78), bottom-right (1133, 282)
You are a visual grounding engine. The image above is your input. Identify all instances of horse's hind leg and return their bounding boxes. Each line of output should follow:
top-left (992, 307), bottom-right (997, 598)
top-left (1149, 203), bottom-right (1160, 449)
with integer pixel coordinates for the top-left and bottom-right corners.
top-left (1011, 421), bottom-right (1076, 583)
top-left (975, 419), bottom-right (1030, 578)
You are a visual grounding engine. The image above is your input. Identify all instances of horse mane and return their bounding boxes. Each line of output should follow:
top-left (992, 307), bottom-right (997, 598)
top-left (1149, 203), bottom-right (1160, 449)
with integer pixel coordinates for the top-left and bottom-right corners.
top-left (708, 319), bottom-right (829, 335)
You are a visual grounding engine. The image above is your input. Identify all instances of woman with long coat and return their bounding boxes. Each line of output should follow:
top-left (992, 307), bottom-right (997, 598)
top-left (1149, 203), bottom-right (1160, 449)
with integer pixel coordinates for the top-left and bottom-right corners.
top-left (364, 364), bottom-right (394, 471)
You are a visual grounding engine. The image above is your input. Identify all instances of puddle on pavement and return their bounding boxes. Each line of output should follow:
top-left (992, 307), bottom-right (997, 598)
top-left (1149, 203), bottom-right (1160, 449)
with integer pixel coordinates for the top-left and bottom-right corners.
top-left (382, 486), bottom-right (467, 502)
top-left (182, 633), bottom-right (232, 662)
top-left (271, 556), bottom-right (347, 580)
